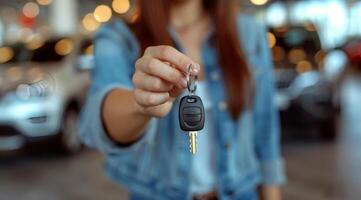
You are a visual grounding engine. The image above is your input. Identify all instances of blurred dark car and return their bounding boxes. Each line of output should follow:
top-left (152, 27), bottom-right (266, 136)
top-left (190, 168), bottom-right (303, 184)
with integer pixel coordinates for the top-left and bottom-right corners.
top-left (270, 25), bottom-right (339, 140)
top-left (0, 37), bottom-right (93, 153)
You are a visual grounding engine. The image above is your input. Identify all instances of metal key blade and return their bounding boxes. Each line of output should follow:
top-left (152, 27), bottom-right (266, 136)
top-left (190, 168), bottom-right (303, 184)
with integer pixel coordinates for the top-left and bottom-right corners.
top-left (189, 131), bottom-right (198, 155)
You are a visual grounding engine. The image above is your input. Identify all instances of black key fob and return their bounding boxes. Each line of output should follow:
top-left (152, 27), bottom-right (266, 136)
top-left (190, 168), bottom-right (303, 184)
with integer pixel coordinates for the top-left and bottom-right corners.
top-left (179, 95), bottom-right (205, 132)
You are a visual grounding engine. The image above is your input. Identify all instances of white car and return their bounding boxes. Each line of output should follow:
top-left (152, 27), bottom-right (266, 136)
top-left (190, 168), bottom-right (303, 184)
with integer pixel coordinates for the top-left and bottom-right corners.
top-left (0, 37), bottom-right (93, 153)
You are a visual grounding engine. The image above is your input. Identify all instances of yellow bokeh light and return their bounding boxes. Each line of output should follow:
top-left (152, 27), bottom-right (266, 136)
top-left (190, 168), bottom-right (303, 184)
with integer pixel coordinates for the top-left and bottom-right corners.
top-left (25, 35), bottom-right (44, 50)
top-left (296, 60), bottom-right (312, 74)
top-left (82, 13), bottom-right (100, 32)
top-left (0, 47), bottom-right (14, 63)
top-left (267, 32), bottom-right (276, 48)
top-left (55, 39), bottom-right (74, 56)
top-left (84, 45), bottom-right (94, 56)
top-left (250, 0), bottom-right (268, 6)
top-left (94, 5), bottom-right (112, 23)
top-left (288, 48), bottom-right (306, 64)
top-left (36, 0), bottom-right (53, 6)
top-left (314, 50), bottom-right (326, 64)
top-left (112, 0), bottom-right (130, 14)
top-left (19, 28), bottom-right (33, 42)
top-left (23, 2), bottom-right (40, 18)
top-left (26, 40), bottom-right (44, 50)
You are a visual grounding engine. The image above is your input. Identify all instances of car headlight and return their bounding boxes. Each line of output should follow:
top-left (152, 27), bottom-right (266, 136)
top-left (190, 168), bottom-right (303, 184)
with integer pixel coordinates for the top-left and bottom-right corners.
top-left (15, 69), bottom-right (56, 100)
top-left (16, 79), bottom-right (53, 100)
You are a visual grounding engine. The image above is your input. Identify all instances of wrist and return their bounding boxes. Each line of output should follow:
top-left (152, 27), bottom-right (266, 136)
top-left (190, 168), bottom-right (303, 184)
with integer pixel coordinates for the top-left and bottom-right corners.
top-left (259, 185), bottom-right (282, 200)
top-left (132, 93), bottom-right (151, 118)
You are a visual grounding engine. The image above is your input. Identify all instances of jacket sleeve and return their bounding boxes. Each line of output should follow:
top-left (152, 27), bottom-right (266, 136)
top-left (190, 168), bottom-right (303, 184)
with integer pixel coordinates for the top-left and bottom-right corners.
top-left (253, 21), bottom-right (286, 185)
top-left (78, 23), bottom-right (157, 155)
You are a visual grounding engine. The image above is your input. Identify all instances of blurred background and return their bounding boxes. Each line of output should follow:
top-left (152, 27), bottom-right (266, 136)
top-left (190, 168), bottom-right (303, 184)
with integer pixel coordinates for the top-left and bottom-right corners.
top-left (0, 0), bottom-right (361, 199)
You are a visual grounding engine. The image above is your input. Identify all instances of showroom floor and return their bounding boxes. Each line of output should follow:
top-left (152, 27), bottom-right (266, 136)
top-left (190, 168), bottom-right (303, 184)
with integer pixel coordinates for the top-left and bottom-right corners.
top-left (283, 76), bottom-right (361, 200)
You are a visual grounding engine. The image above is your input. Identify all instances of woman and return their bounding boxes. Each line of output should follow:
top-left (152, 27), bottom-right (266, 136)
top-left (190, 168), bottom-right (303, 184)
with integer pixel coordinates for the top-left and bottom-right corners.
top-left (79, 0), bottom-right (285, 199)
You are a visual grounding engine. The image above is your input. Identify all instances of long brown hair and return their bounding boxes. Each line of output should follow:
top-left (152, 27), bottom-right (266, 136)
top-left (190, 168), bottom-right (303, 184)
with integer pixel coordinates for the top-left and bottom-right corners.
top-left (132, 0), bottom-right (251, 119)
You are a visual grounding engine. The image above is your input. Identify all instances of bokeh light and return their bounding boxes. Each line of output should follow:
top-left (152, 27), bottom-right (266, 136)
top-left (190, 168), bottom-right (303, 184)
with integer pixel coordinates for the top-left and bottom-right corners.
top-left (250, 0), bottom-right (268, 6)
top-left (26, 40), bottom-right (44, 50)
top-left (82, 13), bottom-right (101, 32)
top-left (25, 34), bottom-right (44, 50)
top-left (19, 28), bottom-right (34, 42)
top-left (94, 5), bottom-right (112, 23)
top-left (288, 48), bottom-right (306, 64)
top-left (36, 0), bottom-right (53, 6)
top-left (0, 47), bottom-right (14, 64)
top-left (266, 3), bottom-right (287, 27)
top-left (112, 0), bottom-right (130, 14)
top-left (268, 32), bottom-right (276, 48)
top-left (84, 45), bottom-right (94, 56)
top-left (55, 39), bottom-right (74, 56)
top-left (23, 2), bottom-right (40, 18)
top-left (314, 50), bottom-right (326, 64)
top-left (296, 60), bottom-right (312, 73)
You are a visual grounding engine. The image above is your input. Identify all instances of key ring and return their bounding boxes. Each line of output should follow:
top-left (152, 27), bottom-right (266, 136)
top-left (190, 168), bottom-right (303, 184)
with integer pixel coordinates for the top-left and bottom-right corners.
top-left (187, 64), bottom-right (197, 96)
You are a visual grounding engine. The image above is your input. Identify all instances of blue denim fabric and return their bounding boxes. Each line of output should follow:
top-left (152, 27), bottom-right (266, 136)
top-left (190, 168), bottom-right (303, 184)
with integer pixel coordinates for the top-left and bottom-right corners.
top-left (79, 14), bottom-right (286, 200)
top-left (131, 188), bottom-right (258, 200)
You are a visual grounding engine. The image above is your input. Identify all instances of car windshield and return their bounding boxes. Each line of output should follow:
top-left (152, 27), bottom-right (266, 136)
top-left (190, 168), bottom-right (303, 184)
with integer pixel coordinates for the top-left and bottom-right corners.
top-left (0, 37), bottom-right (73, 64)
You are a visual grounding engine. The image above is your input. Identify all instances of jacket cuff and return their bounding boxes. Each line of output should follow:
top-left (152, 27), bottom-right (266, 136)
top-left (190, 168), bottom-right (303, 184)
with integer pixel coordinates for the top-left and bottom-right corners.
top-left (79, 84), bottom-right (157, 155)
top-left (259, 158), bottom-right (286, 185)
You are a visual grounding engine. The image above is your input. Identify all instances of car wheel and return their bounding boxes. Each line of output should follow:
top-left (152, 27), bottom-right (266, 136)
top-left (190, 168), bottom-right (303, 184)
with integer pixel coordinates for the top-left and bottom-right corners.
top-left (59, 108), bottom-right (83, 154)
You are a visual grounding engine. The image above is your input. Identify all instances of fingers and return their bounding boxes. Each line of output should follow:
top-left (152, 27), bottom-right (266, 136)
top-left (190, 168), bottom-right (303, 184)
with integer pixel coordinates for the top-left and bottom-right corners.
top-left (133, 45), bottom-right (200, 111)
top-left (169, 86), bottom-right (184, 98)
top-left (134, 88), bottom-right (170, 107)
top-left (136, 57), bottom-right (188, 86)
top-left (144, 45), bottom-right (200, 74)
top-left (133, 71), bottom-right (174, 92)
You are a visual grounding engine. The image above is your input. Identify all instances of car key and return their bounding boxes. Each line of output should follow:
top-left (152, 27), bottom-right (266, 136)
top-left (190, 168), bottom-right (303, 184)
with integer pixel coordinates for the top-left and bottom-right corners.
top-left (179, 64), bottom-right (205, 155)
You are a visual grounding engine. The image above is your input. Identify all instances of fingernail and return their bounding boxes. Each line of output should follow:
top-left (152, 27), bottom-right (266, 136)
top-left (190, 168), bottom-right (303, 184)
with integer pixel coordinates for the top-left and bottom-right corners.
top-left (192, 68), bottom-right (199, 74)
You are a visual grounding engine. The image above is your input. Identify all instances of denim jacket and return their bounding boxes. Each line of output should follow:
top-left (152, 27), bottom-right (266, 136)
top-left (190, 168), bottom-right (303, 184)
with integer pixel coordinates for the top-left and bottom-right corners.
top-left (79, 14), bottom-right (286, 200)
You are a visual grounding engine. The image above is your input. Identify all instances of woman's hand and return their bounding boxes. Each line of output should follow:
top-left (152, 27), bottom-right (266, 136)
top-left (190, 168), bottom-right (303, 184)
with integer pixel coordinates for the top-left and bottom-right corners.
top-left (259, 186), bottom-right (282, 200)
top-left (132, 45), bottom-right (200, 118)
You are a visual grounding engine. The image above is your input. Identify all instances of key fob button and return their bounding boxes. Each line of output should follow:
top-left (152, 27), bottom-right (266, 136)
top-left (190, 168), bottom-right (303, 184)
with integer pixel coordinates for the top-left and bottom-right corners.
top-left (184, 115), bottom-right (202, 122)
top-left (182, 107), bottom-right (201, 115)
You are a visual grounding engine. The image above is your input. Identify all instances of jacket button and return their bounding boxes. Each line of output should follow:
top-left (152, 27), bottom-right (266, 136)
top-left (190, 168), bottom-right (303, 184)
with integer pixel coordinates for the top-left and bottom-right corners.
top-left (210, 71), bottom-right (220, 81)
top-left (223, 143), bottom-right (230, 149)
top-left (218, 101), bottom-right (227, 111)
